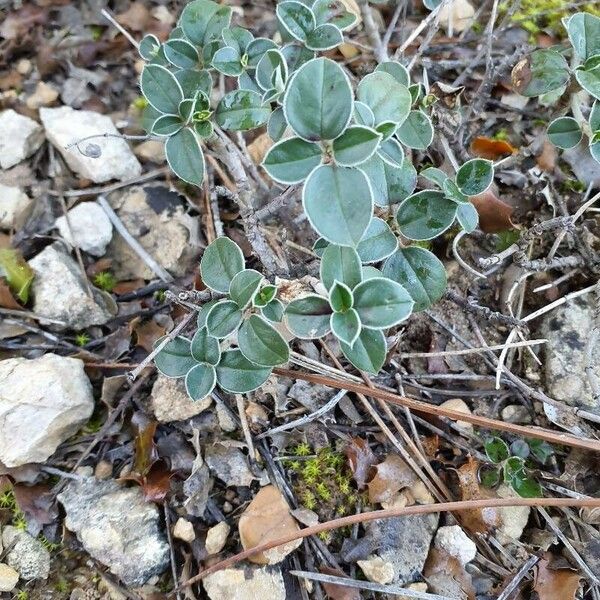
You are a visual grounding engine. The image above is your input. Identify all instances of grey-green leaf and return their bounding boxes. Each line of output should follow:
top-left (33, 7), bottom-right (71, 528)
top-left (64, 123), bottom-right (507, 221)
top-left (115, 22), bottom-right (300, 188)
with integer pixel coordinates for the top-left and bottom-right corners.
top-left (566, 12), bottom-right (600, 61)
top-left (352, 277), bottom-right (413, 329)
top-left (305, 23), bottom-right (343, 51)
top-left (165, 128), bottom-right (205, 187)
top-left (185, 363), bottom-right (217, 401)
top-left (320, 243), bottom-right (362, 291)
top-left (575, 60), bottom-right (600, 100)
top-left (382, 247), bottom-right (446, 312)
top-left (329, 280), bottom-right (354, 312)
top-left (455, 159), bottom-right (494, 196)
top-left (283, 57), bottom-right (352, 141)
top-left (139, 34), bottom-right (161, 61)
top-left (285, 294), bottom-right (332, 338)
top-left (420, 166), bottom-right (449, 188)
top-left (238, 314), bottom-right (290, 367)
top-left (216, 349), bottom-right (272, 393)
top-left (277, 0), bottom-right (316, 42)
top-left (377, 138), bottom-right (404, 168)
top-left (154, 336), bottom-right (197, 378)
top-left (164, 39), bottom-right (200, 70)
top-left (303, 165), bottom-right (373, 247)
top-left (153, 114), bottom-right (183, 137)
top-left (340, 327), bottom-right (386, 374)
top-left (354, 101), bottom-right (375, 128)
top-left (590, 100), bottom-right (600, 131)
top-left (180, 0), bottom-right (232, 46)
top-left (141, 64), bottom-right (184, 115)
top-left (375, 61), bottom-right (410, 86)
top-left (262, 136), bottom-right (322, 183)
top-left (261, 298), bottom-right (285, 322)
top-left (396, 190), bottom-right (457, 240)
top-left (512, 49), bottom-right (570, 97)
top-left (357, 71), bottom-right (411, 126)
top-left (200, 237), bottom-right (245, 293)
top-left (456, 201), bottom-right (479, 233)
top-left (229, 269), bottom-right (263, 308)
top-left (331, 309), bottom-right (361, 346)
top-left (332, 126), bottom-right (382, 167)
top-left (356, 217), bottom-right (397, 263)
top-left (256, 49), bottom-right (288, 91)
top-left (215, 90), bottom-right (270, 131)
top-left (362, 154), bottom-right (417, 207)
top-left (267, 107), bottom-right (288, 142)
top-left (205, 300), bottom-right (243, 338)
top-left (212, 46), bottom-right (243, 76)
top-left (312, 0), bottom-right (357, 29)
top-left (190, 326), bottom-right (221, 365)
top-left (547, 116), bottom-right (583, 149)
top-left (395, 110), bottom-right (434, 150)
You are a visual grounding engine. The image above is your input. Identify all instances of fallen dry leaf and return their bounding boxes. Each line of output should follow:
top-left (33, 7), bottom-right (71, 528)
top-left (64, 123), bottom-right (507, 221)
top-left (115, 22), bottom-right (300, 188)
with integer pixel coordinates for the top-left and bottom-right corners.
top-left (533, 553), bottom-right (581, 600)
top-left (470, 136), bottom-right (517, 160)
top-left (470, 190), bottom-right (515, 233)
top-left (131, 412), bottom-right (159, 478)
top-left (424, 548), bottom-right (476, 600)
top-left (141, 462), bottom-right (172, 503)
top-left (319, 566), bottom-right (361, 600)
top-left (132, 318), bottom-right (167, 352)
top-left (238, 485), bottom-right (302, 565)
top-left (248, 133), bottom-right (273, 165)
top-left (117, 2), bottom-right (151, 32)
top-left (344, 437), bottom-right (377, 490)
top-left (367, 453), bottom-right (416, 504)
top-left (0, 279), bottom-right (21, 309)
top-left (537, 139), bottom-right (558, 172)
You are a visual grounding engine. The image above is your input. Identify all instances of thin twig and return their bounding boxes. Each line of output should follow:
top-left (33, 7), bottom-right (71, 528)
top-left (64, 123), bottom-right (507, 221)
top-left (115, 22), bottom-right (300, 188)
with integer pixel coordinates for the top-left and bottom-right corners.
top-left (101, 8), bottom-right (139, 49)
top-left (496, 555), bottom-right (539, 600)
top-left (400, 338), bottom-right (546, 358)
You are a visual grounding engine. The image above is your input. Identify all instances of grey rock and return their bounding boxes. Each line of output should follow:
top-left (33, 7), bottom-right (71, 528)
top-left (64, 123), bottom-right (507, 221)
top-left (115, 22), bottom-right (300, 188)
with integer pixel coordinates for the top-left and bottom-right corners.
top-left (0, 109), bottom-right (44, 169)
top-left (0, 563), bottom-right (19, 592)
top-left (29, 244), bottom-right (115, 329)
top-left (205, 444), bottom-right (256, 487)
top-left (540, 296), bottom-right (600, 409)
top-left (2, 527), bottom-right (50, 580)
top-left (0, 184), bottom-right (34, 230)
top-left (150, 375), bottom-right (211, 423)
top-left (57, 477), bottom-right (169, 587)
top-left (0, 354), bottom-right (94, 467)
top-left (55, 201), bottom-right (113, 256)
top-left (183, 464), bottom-right (212, 518)
top-left (39, 107), bottom-right (141, 183)
top-left (105, 185), bottom-right (199, 280)
top-left (203, 566), bottom-right (286, 600)
top-left (363, 513), bottom-right (438, 584)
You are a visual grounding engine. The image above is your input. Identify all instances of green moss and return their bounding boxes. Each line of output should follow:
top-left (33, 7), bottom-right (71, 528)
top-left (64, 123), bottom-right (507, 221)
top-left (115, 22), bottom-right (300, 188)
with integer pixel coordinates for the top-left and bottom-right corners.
top-left (93, 271), bottom-right (117, 292)
top-left (75, 332), bottom-right (90, 347)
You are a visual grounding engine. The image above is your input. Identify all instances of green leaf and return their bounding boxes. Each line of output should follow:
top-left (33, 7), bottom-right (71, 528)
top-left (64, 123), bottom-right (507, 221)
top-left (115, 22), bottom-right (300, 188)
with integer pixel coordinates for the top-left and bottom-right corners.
top-left (362, 266), bottom-right (382, 280)
top-left (511, 473), bottom-right (543, 498)
top-left (528, 439), bottom-right (554, 464)
top-left (443, 179), bottom-right (470, 204)
top-left (510, 440), bottom-right (530, 459)
top-left (256, 49), bottom-right (288, 91)
top-left (190, 326), bottom-right (221, 365)
top-left (456, 201), bottom-right (479, 233)
top-left (375, 61), bottom-right (410, 86)
top-left (139, 34), bottom-right (161, 61)
top-left (591, 140), bottom-right (600, 163)
top-left (285, 294), bottom-right (332, 338)
top-left (281, 43), bottom-right (315, 71)
top-left (377, 138), bottom-right (404, 168)
top-left (253, 284), bottom-right (278, 308)
top-left (180, 0), bottom-right (232, 46)
top-left (262, 136), bottom-right (322, 183)
top-left (165, 128), bottom-right (205, 186)
top-left (205, 300), bottom-right (243, 338)
top-left (357, 71), bottom-right (411, 126)
top-left (261, 298), bottom-right (285, 322)
top-left (575, 60), bottom-right (600, 100)
top-left (229, 269), bottom-right (263, 308)
top-left (312, 0), bottom-right (357, 29)
top-left (141, 64), bottom-right (184, 115)
top-left (376, 121), bottom-right (397, 141)
top-left (354, 101), bottom-right (375, 128)
top-left (277, 0), bottom-right (316, 42)
top-left (479, 465), bottom-right (501, 488)
top-left (511, 49), bottom-right (570, 97)
top-left (164, 39), bottom-right (200, 70)
top-left (356, 217), bottom-right (397, 263)
top-left (141, 104), bottom-right (162, 135)
top-left (382, 247), bottom-right (446, 312)
top-left (194, 120), bottom-right (214, 139)
top-left (283, 57), bottom-right (353, 141)
top-left (396, 190), bottom-right (457, 240)
top-left (304, 165), bottom-right (373, 247)
top-left (329, 280), bottom-right (354, 312)
top-left (238, 314), bottom-right (290, 366)
top-left (547, 116), bottom-right (583, 148)
top-left (352, 277), bottom-right (413, 329)
top-left (320, 244), bottom-right (362, 291)
top-left (332, 126), bottom-right (382, 167)
top-left (395, 110), bottom-right (434, 150)
top-left (484, 437), bottom-right (510, 463)
top-left (420, 166), bottom-right (449, 188)
top-left (267, 107), bottom-right (288, 142)
top-left (331, 309), bottom-right (361, 345)
top-left (185, 363), bottom-right (217, 401)
top-left (152, 114), bottom-right (183, 137)
top-left (566, 12), bottom-right (600, 61)
top-left (590, 100), bottom-right (600, 131)
top-left (174, 69), bottom-right (212, 98)
top-left (455, 158), bottom-right (494, 196)
top-left (305, 23), bottom-right (343, 51)
top-left (223, 26), bottom-right (254, 53)
top-left (197, 299), bottom-right (218, 328)
top-left (247, 37), bottom-right (279, 67)
top-left (154, 336), bottom-right (197, 378)
top-left (216, 349), bottom-right (272, 393)
top-left (340, 327), bottom-right (386, 374)
top-left (200, 237), bottom-right (245, 293)
top-left (361, 154), bottom-right (417, 207)
top-left (0, 248), bottom-right (34, 304)
top-left (212, 46), bottom-right (243, 76)
top-left (215, 90), bottom-right (270, 131)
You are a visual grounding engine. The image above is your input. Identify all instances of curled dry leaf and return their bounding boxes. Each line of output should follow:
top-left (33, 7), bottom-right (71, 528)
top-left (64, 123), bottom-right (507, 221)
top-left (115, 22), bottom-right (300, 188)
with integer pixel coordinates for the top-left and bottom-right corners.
top-left (533, 553), bottom-right (581, 600)
top-left (469, 190), bottom-right (515, 233)
top-left (367, 453), bottom-right (416, 505)
top-left (423, 548), bottom-right (476, 600)
top-left (344, 437), bottom-right (377, 490)
top-left (238, 484), bottom-right (302, 565)
top-left (470, 136), bottom-right (517, 160)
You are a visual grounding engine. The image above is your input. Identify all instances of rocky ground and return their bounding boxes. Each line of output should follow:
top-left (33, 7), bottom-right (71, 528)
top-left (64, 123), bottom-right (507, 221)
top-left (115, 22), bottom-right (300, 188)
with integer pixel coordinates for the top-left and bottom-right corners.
top-left (1, 0), bottom-right (600, 599)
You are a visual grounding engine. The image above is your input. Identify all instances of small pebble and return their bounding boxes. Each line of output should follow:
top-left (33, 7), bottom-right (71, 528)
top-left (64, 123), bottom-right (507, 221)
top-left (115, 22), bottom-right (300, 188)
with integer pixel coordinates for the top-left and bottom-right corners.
top-left (0, 563), bottom-right (19, 592)
top-left (94, 460), bottom-right (112, 480)
top-left (173, 518), bottom-right (195, 543)
top-left (205, 522), bottom-right (230, 555)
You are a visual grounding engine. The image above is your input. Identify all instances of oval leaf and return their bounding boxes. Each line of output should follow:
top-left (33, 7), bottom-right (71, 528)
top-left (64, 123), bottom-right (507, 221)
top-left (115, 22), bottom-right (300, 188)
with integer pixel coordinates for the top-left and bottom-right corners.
top-left (216, 349), bottom-right (272, 393)
top-left (141, 64), bottom-right (184, 115)
top-left (396, 110), bottom-right (434, 150)
top-left (356, 217), bottom-right (398, 263)
top-left (352, 277), bottom-right (413, 329)
top-left (229, 269), bottom-right (263, 308)
top-left (357, 71), bottom-right (411, 126)
top-left (566, 12), bottom-right (600, 61)
top-left (205, 300), bottom-right (243, 338)
top-left (331, 309), bottom-right (361, 346)
top-left (200, 237), bottom-right (245, 293)
top-left (216, 90), bottom-right (270, 131)
top-left (154, 336), bottom-right (197, 378)
top-left (185, 363), bottom-right (217, 401)
top-left (320, 243), bottom-right (362, 291)
top-left (165, 128), bottom-right (205, 186)
top-left (396, 190), bottom-right (457, 240)
top-left (511, 49), bottom-right (570, 97)
top-left (262, 136), bottom-right (322, 183)
top-left (455, 158), bottom-right (494, 196)
top-left (276, 1), bottom-right (316, 42)
top-left (190, 326), bottom-right (221, 365)
top-left (238, 314), bottom-right (290, 366)
top-left (285, 294), bottom-right (332, 338)
top-left (340, 327), bottom-right (386, 374)
top-left (362, 154), bottom-right (417, 207)
top-left (333, 126), bottom-right (382, 167)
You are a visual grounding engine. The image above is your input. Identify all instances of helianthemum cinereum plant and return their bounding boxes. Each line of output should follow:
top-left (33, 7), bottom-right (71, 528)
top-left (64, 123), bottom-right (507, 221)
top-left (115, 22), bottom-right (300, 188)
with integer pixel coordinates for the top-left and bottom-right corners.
top-left (511, 11), bottom-right (600, 161)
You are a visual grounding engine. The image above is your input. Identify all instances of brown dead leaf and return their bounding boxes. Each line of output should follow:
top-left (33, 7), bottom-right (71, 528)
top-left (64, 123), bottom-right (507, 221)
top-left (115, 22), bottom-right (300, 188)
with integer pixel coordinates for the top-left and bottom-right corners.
top-left (424, 548), bottom-right (476, 600)
top-left (344, 437), bottom-right (377, 490)
top-left (0, 279), bottom-right (21, 309)
top-left (131, 412), bottom-right (158, 478)
top-left (470, 190), bottom-right (515, 233)
top-left (132, 319), bottom-right (166, 352)
top-left (537, 140), bottom-right (558, 173)
top-left (533, 553), bottom-right (581, 600)
top-left (319, 566), bottom-right (361, 600)
top-left (142, 461), bottom-right (172, 503)
top-left (238, 485), bottom-right (302, 564)
top-left (470, 136), bottom-right (517, 160)
top-left (117, 2), bottom-right (151, 32)
top-left (248, 133), bottom-right (273, 165)
top-left (367, 454), bottom-right (416, 504)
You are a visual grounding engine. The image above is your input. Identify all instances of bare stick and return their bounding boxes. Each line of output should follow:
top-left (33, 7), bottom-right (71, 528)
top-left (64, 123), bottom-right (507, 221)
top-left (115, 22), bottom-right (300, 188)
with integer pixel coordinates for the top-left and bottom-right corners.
top-left (101, 8), bottom-right (139, 50)
top-left (401, 338), bottom-right (546, 359)
top-left (496, 555), bottom-right (539, 600)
